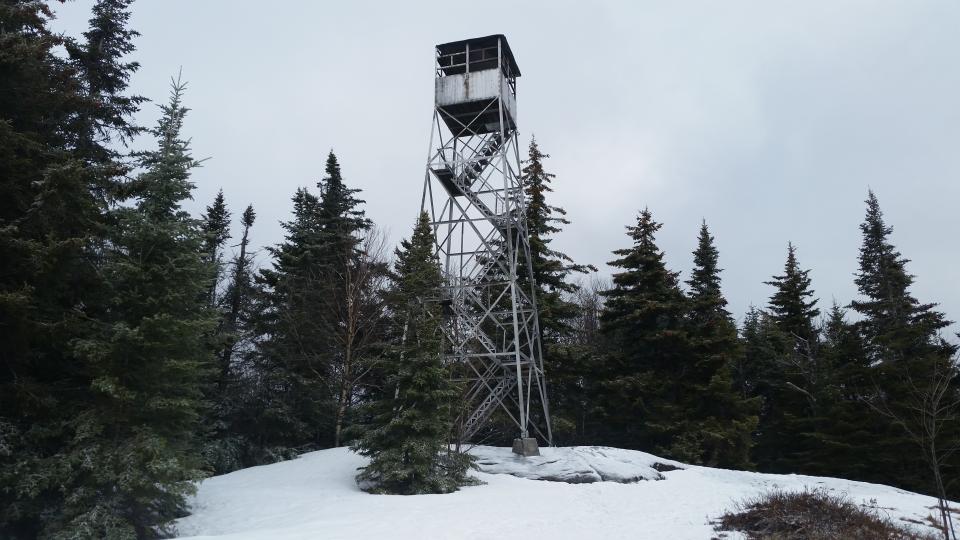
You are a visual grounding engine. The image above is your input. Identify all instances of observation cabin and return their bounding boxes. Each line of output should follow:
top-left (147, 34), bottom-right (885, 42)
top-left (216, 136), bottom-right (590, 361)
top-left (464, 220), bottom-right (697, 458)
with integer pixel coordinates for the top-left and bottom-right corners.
top-left (435, 34), bottom-right (520, 135)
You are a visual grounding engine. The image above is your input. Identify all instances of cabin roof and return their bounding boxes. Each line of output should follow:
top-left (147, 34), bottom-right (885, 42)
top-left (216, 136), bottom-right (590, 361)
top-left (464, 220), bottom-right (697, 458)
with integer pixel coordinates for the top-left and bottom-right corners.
top-left (436, 34), bottom-right (521, 77)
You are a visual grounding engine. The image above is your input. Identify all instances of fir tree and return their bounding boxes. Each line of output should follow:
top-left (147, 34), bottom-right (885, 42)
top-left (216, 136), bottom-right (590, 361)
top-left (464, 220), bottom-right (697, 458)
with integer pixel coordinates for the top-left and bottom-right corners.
top-left (203, 204), bottom-right (258, 474)
top-left (0, 2), bottom-right (142, 536)
top-left (519, 136), bottom-right (595, 443)
top-left (352, 212), bottom-right (473, 495)
top-left (849, 190), bottom-right (959, 499)
top-left (520, 136), bottom-right (594, 338)
top-left (66, 0), bottom-right (146, 155)
top-left (678, 222), bottom-right (757, 468)
top-left (201, 189), bottom-right (231, 306)
top-left (803, 303), bottom-right (881, 481)
top-left (765, 242), bottom-right (820, 344)
top-left (250, 151), bottom-right (374, 457)
top-left (746, 242), bottom-right (822, 471)
top-left (65, 77), bottom-right (215, 537)
top-left (251, 187), bottom-right (331, 457)
top-left (598, 208), bottom-right (690, 452)
top-left (219, 204), bottom-right (256, 388)
top-left (313, 151), bottom-right (380, 448)
top-left (736, 307), bottom-right (797, 472)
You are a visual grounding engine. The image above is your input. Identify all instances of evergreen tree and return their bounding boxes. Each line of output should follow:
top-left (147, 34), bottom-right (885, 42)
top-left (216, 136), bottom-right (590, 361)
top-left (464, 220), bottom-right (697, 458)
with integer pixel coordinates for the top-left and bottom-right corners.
top-left (802, 303), bottom-right (880, 481)
top-left (0, 2), bottom-right (142, 536)
top-left (64, 77), bottom-right (214, 537)
top-left (749, 243), bottom-right (821, 471)
top-left (251, 187), bottom-right (331, 458)
top-left (849, 190), bottom-right (959, 498)
top-left (520, 136), bottom-right (594, 339)
top-left (764, 242), bottom-right (820, 344)
top-left (519, 136), bottom-right (596, 444)
top-left (316, 151), bottom-right (370, 259)
top-left (219, 204), bottom-right (256, 388)
top-left (201, 189), bottom-right (231, 306)
top-left (66, 0), bottom-right (145, 157)
top-left (250, 151), bottom-right (374, 458)
top-left (678, 222), bottom-right (757, 468)
top-left (597, 208), bottom-right (690, 453)
top-left (203, 204), bottom-right (258, 474)
top-left (736, 307), bottom-right (796, 472)
top-left (352, 212), bottom-right (473, 495)
top-left (313, 152), bottom-right (380, 448)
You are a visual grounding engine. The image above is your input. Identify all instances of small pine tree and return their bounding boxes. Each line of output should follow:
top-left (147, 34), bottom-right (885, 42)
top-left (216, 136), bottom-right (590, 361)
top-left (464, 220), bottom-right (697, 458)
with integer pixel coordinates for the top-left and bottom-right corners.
top-left (352, 212), bottom-right (473, 495)
top-left (201, 189), bottom-right (231, 307)
top-left (764, 242), bottom-right (820, 344)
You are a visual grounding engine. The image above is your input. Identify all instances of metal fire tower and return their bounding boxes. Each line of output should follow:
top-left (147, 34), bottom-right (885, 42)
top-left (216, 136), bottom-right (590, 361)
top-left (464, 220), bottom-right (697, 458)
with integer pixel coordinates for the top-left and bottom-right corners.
top-left (421, 35), bottom-right (551, 454)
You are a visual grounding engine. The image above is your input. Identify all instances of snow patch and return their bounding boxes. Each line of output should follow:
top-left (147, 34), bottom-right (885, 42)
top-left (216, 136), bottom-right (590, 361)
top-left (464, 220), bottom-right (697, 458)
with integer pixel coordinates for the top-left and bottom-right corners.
top-left (174, 446), bottom-right (953, 540)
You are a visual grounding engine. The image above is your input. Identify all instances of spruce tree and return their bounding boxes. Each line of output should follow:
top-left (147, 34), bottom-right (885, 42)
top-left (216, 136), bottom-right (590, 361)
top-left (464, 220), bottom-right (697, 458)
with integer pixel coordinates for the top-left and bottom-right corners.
top-left (251, 151), bottom-right (374, 457)
top-left (764, 242), bottom-right (820, 343)
top-left (678, 222), bottom-right (757, 468)
top-left (252, 187), bottom-right (331, 458)
top-left (850, 190), bottom-right (959, 498)
top-left (736, 307), bottom-right (795, 472)
top-left (803, 303), bottom-right (880, 481)
top-left (352, 212), bottom-right (473, 494)
top-left (219, 204), bottom-right (256, 388)
top-left (0, 2), bottom-right (142, 536)
top-left (598, 208), bottom-right (690, 452)
top-left (201, 189), bottom-right (231, 307)
top-left (314, 152), bottom-right (381, 448)
top-left (65, 77), bottom-right (215, 537)
top-left (520, 136), bottom-right (594, 338)
top-left (750, 244), bottom-right (822, 473)
top-left (519, 136), bottom-right (595, 443)
top-left (204, 204), bottom-right (258, 474)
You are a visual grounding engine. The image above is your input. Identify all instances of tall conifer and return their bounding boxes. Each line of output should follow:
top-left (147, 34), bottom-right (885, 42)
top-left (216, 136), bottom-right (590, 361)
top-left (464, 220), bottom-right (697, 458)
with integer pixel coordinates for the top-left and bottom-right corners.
top-left (520, 137), bottom-right (595, 443)
top-left (598, 208), bottom-right (690, 452)
top-left (679, 222), bottom-right (757, 468)
top-left (850, 190), bottom-right (959, 498)
top-left (65, 77), bottom-right (214, 537)
top-left (0, 2), bottom-right (143, 536)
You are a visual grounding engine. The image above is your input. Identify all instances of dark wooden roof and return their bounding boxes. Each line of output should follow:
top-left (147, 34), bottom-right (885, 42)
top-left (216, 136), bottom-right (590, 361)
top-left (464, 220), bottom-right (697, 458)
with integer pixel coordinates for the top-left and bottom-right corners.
top-left (436, 34), bottom-right (521, 77)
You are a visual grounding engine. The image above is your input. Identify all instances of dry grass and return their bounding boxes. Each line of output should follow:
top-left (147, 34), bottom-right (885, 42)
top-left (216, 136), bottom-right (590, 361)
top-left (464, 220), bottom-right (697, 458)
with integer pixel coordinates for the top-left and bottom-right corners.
top-left (713, 489), bottom-right (940, 540)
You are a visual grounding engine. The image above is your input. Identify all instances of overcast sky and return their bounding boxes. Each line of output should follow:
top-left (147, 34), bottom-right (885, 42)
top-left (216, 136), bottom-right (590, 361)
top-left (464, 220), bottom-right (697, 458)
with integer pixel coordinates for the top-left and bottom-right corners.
top-left (52, 1), bottom-right (960, 331)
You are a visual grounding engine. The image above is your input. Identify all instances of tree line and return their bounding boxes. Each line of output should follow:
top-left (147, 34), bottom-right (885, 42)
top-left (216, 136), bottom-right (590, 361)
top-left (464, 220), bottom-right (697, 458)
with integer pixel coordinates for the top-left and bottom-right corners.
top-left (1, 1), bottom-right (957, 538)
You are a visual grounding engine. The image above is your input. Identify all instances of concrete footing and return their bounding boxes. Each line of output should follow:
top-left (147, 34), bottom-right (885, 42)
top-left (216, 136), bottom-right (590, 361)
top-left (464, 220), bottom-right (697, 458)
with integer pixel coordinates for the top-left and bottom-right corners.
top-left (512, 437), bottom-right (540, 457)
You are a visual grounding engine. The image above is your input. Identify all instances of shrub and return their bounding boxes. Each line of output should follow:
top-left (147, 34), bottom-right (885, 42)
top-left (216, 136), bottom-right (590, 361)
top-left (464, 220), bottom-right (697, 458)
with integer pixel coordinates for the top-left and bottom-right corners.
top-left (714, 489), bottom-right (938, 540)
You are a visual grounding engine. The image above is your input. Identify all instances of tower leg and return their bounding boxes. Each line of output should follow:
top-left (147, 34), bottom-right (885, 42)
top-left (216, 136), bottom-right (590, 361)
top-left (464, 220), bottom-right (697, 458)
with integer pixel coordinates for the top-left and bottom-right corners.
top-left (512, 437), bottom-right (540, 457)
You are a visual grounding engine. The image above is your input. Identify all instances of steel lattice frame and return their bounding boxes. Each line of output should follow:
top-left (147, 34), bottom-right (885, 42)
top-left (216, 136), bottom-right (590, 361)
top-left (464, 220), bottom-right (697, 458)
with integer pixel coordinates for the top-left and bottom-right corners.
top-left (421, 38), bottom-right (552, 445)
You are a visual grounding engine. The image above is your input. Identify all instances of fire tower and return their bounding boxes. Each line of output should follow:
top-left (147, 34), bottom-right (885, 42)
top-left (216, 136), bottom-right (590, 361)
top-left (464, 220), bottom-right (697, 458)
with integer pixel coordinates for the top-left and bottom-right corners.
top-left (421, 35), bottom-right (551, 455)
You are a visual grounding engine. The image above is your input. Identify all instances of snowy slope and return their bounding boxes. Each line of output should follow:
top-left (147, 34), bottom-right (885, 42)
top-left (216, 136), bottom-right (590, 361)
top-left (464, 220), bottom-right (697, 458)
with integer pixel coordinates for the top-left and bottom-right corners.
top-left (174, 446), bottom-right (948, 540)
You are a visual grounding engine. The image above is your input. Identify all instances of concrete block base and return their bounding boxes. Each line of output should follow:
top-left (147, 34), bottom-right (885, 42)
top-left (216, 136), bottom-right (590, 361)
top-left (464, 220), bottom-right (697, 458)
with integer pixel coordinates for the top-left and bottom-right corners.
top-left (512, 437), bottom-right (540, 457)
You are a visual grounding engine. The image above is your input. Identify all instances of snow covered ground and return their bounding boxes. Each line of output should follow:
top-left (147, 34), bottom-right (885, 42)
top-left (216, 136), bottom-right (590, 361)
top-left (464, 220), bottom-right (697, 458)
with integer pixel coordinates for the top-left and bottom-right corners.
top-left (174, 446), bottom-right (950, 539)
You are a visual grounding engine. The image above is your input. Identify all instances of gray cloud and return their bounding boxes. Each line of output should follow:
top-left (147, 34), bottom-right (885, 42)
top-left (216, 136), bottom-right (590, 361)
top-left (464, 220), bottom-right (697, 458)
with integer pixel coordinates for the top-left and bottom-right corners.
top-left (52, 0), bottom-right (960, 331)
